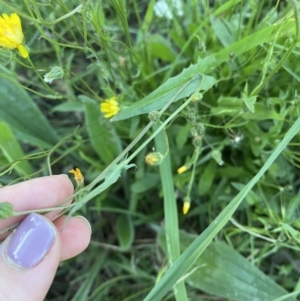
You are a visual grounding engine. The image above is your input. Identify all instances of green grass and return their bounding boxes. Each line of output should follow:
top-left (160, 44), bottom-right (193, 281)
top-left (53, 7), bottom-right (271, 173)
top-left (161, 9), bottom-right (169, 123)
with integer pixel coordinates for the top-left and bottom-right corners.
top-left (1, 0), bottom-right (300, 300)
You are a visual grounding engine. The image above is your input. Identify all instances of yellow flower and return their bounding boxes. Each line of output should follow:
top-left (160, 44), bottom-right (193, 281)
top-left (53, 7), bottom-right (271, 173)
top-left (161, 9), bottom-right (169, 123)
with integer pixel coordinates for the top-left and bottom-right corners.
top-left (183, 201), bottom-right (190, 215)
top-left (0, 13), bottom-right (28, 58)
top-left (177, 165), bottom-right (187, 174)
top-left (69, 168), bottom-right (84, 185)
top-left (100, 96), bottom-right (120, 118)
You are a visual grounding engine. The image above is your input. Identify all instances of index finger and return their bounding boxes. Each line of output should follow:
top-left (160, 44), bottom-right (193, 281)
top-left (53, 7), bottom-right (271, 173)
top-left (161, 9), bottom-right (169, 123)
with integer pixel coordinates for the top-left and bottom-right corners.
top-left (0, 175), bottom-right (74, 236)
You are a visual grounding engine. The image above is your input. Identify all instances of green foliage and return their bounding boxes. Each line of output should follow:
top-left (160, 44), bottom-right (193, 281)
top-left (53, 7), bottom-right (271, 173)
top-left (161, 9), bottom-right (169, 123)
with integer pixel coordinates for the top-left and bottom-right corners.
top-left (116, 214), bottom-right (135, 251)
top-left (159, 230), bottom-right (295, 301)
top-left (0, 65), bottom-right (59, 147)
top-left (1, 0), bottom-right (300, 300)
top-left (0, 122), bottom-right (33, 177)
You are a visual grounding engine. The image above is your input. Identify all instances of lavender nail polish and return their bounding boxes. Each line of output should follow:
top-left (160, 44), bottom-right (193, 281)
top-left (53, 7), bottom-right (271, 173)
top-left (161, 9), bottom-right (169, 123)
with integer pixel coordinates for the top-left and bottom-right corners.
top-left (7, 213), bottom-right (55, 268)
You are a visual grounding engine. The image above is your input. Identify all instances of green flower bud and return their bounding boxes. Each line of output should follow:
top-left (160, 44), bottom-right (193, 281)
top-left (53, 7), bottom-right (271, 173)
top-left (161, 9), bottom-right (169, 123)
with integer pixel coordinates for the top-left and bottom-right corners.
top-left (44, 66), bottom-right (64, 84)
top-left (148, 111), bottom-right (161, 123)
top-left (145, 152), bottom-right (164, 166)
top-left (211, 150), bottom-right (224, 166)
top-left (186, 112), bottom-right (196, 124)
top-left (198, 41), bottom-right (206, 52)
top-left (192, 136), bottom-right (202, 148)
top-left (194, 123), bottom-right (205, 135)
top-left (191, 93), bottom-right (203, 102)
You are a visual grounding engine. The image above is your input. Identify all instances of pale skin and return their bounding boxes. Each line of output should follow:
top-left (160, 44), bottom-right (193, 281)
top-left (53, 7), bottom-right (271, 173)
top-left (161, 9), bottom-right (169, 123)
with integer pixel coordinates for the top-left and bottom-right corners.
top-left (0, 175), bottom-right (91, 301)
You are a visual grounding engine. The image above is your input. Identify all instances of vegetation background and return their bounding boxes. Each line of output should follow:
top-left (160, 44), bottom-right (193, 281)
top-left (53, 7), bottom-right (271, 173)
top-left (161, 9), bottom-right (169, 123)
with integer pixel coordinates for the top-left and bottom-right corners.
top-left (1, 0), bottom-right (300, 300)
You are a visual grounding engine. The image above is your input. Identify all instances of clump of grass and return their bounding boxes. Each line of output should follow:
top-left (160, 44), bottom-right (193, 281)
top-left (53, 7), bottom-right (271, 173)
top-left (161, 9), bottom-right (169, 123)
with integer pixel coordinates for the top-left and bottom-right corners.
top-left (1, 0), bottom-right (300, 300)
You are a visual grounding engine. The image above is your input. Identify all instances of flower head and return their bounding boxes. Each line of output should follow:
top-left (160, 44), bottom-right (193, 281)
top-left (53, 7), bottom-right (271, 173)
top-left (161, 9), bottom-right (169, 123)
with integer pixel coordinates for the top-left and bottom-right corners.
top-left (69, 168), bottom-right (84, 186)
top-left (100, 96), bottom-right (120, 118)
top-left (177, 165), bottom-right (187, 174)
top-left (0, 13), bottom-right (28, 58)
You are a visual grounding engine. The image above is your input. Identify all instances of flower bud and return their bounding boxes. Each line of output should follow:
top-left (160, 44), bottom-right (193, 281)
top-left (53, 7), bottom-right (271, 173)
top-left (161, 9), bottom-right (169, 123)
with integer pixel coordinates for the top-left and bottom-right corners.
top-left (182, 196), bottom-right (191, 215)
top-left (191, 93), bottom-right (203, 102)
top-left (148, 111), bottom-right (161, 123)
top-left (186, 112), bottom-right (196, 124)
top-left (192, 135), bottom-right (202, 149)
top-left (145, 152), bottom-right (164, 166)
top-left (177, 165), bottom-right (187, 174)
top-left (44, 66), bottom-right (64, 84)
top-left (211, 150), bottom-right (224, 166)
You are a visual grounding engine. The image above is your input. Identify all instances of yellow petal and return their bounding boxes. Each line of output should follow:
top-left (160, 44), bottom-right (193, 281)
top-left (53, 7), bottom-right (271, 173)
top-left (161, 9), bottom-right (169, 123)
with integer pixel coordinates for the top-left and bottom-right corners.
top-left (10, 13), bottom-right (22, 31)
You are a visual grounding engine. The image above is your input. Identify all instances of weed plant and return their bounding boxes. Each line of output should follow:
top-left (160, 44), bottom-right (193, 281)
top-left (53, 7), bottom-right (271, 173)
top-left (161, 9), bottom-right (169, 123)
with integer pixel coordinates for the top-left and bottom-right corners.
top-left (1, 0), bottom-right (300, 300)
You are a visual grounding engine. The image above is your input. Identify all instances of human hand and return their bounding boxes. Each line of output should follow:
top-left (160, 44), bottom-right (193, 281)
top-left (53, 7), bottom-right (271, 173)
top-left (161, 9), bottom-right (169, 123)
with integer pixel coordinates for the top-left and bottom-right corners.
top-left (0, 175), bottom-right (91, 301)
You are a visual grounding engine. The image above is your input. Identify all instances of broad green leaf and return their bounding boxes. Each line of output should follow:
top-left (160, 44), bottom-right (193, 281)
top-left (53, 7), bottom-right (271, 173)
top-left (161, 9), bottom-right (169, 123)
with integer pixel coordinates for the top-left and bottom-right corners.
top-left (210, 17), bottom-right (234, 47)
top-left (198, 159), bottom-right (216, 196)
top-left (111, 58), bottom-right (216, 121)
top-left (243, 103), bottom-right (285, 120)
top-left (131, 173), bottom-right (160, 194)
top-left (175, 124), bottom-right (190, 149)
top-left (0, 122), bottom-right (33, 176)
top-left (51, 101), bottom-right (85, 113)
top-left (143, 118), bottom-right (300, 301)
top-left (85, 103), bottom-right (118, 164)
top-left (213, 16), bottom-right (295, 65)
top-left (242, 93), bottom-right (257, 113)
top-left (147, 34), bottom-right (178, 62)
top-left (158, 231), bottom-right (295, 301)
top-left (0, 65), bottom-right (59, 147)
top-left (210, 96), bottom-right (243, 117)
top-left (116, 214), bottom-right (134, 251)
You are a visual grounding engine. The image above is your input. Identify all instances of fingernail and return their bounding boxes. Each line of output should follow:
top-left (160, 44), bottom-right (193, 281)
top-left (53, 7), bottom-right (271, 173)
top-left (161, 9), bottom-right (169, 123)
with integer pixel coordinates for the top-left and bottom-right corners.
top-left (6, 213), bottom-right (55, 269)
top-left (59, 174), bottom-right (69, 178)
top-left (75, 216), bottom-right (92, 234)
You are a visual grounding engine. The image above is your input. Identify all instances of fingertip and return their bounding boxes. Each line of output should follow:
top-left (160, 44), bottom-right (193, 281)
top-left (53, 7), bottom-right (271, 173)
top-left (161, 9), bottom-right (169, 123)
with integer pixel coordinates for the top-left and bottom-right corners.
top-left (55, 174), bottom-right (74, 199)
top-left (53, 215), bottom-right (91, 261)
top-left (0, 175), bottom-right (75, 239)
top-left (74, 216), bottom-right (92, 235)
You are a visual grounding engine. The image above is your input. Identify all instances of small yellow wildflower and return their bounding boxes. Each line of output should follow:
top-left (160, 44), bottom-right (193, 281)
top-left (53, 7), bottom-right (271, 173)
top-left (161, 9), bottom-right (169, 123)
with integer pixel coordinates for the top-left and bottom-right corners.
top-left (177, 165), bottom-right (187, 174)
top-left (0, 13), bottom-right (28, 58)
top-left (100, 96), bottom-right (120, 118)
top-left (69, 168), bottom-right (84, 185)
top-left (183, 201), bottom-right (190, 215)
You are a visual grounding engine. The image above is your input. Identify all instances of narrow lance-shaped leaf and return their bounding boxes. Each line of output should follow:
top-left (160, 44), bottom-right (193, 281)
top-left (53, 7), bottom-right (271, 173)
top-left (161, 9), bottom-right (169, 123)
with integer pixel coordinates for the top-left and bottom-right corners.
top-left (111, 58), bottom-right (217, 121)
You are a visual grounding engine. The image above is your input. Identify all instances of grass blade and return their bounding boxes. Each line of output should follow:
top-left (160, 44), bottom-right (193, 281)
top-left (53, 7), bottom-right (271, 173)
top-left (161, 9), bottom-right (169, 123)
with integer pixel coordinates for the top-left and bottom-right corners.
top-left (154, 125), bottom-right (188, 301)
top-left (143, 117), bottom-right (300, 301)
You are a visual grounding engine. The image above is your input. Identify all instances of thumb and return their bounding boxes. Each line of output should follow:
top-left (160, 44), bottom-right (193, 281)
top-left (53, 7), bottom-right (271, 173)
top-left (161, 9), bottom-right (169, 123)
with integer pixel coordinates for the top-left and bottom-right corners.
top-left (0, 213), bottom-right (61, 301)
